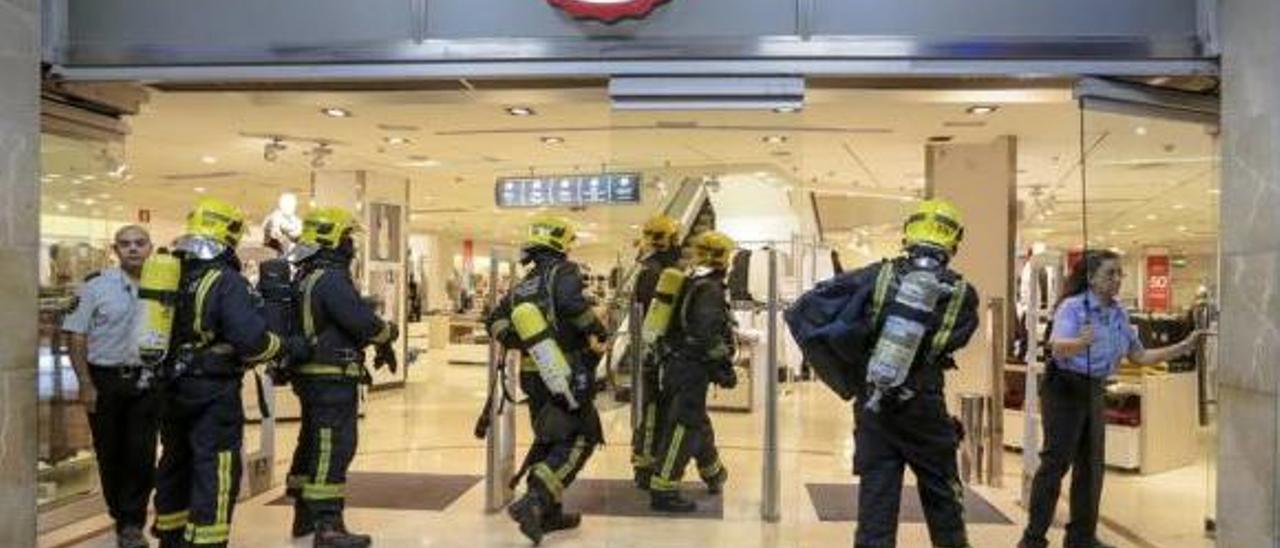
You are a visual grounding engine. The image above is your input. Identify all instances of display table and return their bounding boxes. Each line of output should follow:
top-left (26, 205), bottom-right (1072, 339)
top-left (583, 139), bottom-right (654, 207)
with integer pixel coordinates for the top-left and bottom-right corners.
top-left (1004, 368), bottom-right (1198, 474)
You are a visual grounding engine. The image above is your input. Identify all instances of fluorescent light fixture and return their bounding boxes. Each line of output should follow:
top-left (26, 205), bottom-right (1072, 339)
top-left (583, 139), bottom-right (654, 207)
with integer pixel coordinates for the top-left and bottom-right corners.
top-left (399, 159), bottom-right (442, 168)
top-left (506, 106), bottom-right (536, 116)
top-left (966, 105), bottom-right (999, 115)
top-left (541, 136), bottom-right (565, 145)
top-left (773, 106), bottom-right (801, 114)
top-left (610, 76), bottom-right (804, 111)
top-left (384, 137), bottom-right (411, 145)
top-left (321, 107), bottom-right (352, 118)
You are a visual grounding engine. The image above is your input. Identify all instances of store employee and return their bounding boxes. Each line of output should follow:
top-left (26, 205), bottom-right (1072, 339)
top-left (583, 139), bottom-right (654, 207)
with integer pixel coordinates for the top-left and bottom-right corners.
top-left (62, 225), bottom-right (156, 548)
top-left (1020, 249), bottom-right (1203, 548)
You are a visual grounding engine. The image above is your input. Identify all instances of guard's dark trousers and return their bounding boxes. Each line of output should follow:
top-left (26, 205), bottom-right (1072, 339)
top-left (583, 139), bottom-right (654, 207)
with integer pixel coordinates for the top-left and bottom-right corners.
top-left (152, 377), bottom-right (244, 547)
top-left (854, 393), bottom-right (967, 548)
top-left (88, 366), bottom-right (159, 532)
top-left (1021, 371), bottom-right (1106, 548)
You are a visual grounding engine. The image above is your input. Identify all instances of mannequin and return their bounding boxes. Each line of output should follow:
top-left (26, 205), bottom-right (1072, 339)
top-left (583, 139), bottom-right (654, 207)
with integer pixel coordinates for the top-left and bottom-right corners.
top-left (263, 193), bottom-right (303, 255)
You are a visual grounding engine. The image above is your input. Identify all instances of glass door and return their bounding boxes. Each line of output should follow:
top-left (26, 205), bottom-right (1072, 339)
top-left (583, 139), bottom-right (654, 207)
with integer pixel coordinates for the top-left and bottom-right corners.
top-left (1076, 78), bottom-right (1220, 545)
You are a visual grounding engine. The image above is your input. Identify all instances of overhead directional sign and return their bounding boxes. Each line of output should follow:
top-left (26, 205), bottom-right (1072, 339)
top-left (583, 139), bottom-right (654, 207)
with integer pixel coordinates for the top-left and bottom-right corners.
top-left (495, 173), bottom-right (641, 208)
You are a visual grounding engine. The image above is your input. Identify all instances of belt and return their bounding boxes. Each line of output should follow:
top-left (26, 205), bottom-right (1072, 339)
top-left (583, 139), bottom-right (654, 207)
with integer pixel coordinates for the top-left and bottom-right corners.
top-left (297, 362), bottom-right (365, 378)
top-left (91, 364), bottom-right (145, 375)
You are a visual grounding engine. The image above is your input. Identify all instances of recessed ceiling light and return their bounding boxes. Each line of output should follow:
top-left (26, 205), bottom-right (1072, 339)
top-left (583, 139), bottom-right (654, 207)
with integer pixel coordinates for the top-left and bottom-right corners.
top-left (762, 135), bottom-right (788, 144)
top-left (81, 175), bottom-right (97, 181)
top-left (541, 136), bottom-right (564, 145)
top-left (98, 193), bottom-right (111, 199)
top-left (773, 106), bottom-right (801, 114)
top-left (321, 107), bottom-right (352, 118)
top-left (194, 187), bottom-right (207, 193)
top-left (966, 105), bottom-right (999, 115)
top-left (1178, 225), bottom-right (1189, 232)
top-left (47, 174), bottom-right (62, 179)
top-left (1145, 214), bottom-right (1158, 221)
top-left (1172, 203), bottom-right (1186, 210)
top-left (1208, 188), bottom-right (1221, 195)
top-left (384, 137), bottom-right (411, 146)
top-left (1134, 126), bottom-right (1148, 136)
top-left (83, 198), bottom-right (96, 206)
top-left (56, 203), bottom-right (68, 211)
top-left (506, 106), bottom-right (536, 117)
top-left (201, 155), bottom-right (218, 165)
top-left (1125, 224), bottom-right (1137, 230)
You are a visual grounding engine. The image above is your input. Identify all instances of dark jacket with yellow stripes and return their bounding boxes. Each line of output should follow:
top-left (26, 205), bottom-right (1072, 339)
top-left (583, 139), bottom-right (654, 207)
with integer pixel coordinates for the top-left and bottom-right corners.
top-left (850, 255), bottom-right (980, 395)
top-left (294, 252), bottom-right (393, 372)
top-left (665, 269), bottom-right (734, 374)
top-left (173, 254), bottom-right (282, 376)
top-left (488, 248), bottom-right (607, 356)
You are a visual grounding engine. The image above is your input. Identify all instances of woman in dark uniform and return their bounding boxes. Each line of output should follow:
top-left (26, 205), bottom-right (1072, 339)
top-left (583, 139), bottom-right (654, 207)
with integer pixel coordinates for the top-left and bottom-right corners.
top-left (1020, 249), bottom-right (1206, 548)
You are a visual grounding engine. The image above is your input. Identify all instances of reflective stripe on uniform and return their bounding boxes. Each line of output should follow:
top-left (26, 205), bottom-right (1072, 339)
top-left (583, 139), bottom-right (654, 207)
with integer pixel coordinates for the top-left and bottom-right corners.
top-left (532, 463), bottom-right (565, 502)
top-left (556, 437), bottom-right (588, 480)
top-left (244, 332), bottom-right (281, 363)
top-left (297, 363), bottom-right (363, 378)
top-left (215, 451), bottom-right (232, 531)
top-left (184, 522), bottom-right (230, 545)
top-left (641, 402), bottom-right (658, 465)
top-left (155, 510), bottom-right (189, 532)
top-left (699, 459), bottom-right (724, 480)
top-left (651, 424), bottom-right (687, 492)
top-left (301, 427), bottom-right (344, 500)
top-left (193, 270), bottom-right (223, 345)
top-left (302, 269), bottom-right (325, 340)
top-left (870, 261), bottom-right (894, 323)
top-left (928, 281), bottom-right (967, 362)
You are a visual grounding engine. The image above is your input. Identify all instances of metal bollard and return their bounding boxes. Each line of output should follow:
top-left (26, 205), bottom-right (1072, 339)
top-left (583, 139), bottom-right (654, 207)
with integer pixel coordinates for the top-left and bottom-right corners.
top-left (958, 393), bottom-right (989, 485)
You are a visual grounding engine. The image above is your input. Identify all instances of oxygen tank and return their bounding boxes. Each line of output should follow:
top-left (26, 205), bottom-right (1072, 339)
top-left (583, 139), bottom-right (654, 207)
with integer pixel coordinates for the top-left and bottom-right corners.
top-left (257, 258), bottom-right (294, 336)
top-left (137, 253), bottom-right (182, 367)
top-left (512, 302), bottom-right (579, 410)
top-left (864, 259), bottom-right (948, 412)
top-left (642, 268), bottom-right (686, 344)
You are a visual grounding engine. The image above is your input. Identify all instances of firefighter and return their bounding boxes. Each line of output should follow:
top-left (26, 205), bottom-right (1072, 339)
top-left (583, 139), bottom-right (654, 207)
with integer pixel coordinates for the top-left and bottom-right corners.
top-left (152, 198), bottom-right (304, 547)
top-left (486, 215), bottom-right (608, 546)
top-left (630, 215), bottom-right (682, 489)
top-left (284, 207), bottom-right (398, 547)
top-left (647, 231), bottom-right (735, 513)
top-left (845, 199), bottom-right (980, 548)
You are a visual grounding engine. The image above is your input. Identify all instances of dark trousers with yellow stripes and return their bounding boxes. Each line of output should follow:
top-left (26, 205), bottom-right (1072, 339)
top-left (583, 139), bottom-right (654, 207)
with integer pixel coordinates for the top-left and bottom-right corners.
top-left (519, 371), bottom-right (598, 506)
top-left (153, 377), bottom-right (244, 547)
top-left (649, 365), bottom-right (724, 492)
top-left (630, 352), bottom-right (663, 473)
top-left (287, 377), bottom-right (359, 526)
top-left (853, 392), bottom-right (967, 548)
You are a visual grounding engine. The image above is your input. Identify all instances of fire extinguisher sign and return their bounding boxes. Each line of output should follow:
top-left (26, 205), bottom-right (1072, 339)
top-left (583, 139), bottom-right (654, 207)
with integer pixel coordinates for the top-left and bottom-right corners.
top-left (1144, 255), bottom-right (1171, 311)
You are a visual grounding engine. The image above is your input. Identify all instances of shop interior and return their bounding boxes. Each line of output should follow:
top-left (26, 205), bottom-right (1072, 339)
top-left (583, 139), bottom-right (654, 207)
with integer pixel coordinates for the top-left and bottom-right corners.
top-left (36, 78), bottom-right (1220, 547)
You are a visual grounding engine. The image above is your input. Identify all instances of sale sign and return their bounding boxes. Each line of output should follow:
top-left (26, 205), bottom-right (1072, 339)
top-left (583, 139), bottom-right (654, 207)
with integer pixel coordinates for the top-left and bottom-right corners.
top-left (1144, 255), bottom-right (1171, 311)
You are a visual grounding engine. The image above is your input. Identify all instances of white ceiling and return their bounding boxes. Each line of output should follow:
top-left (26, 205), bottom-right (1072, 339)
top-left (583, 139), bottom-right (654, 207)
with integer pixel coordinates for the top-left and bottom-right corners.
top-left (39, 83), bottom-right (1220, 256)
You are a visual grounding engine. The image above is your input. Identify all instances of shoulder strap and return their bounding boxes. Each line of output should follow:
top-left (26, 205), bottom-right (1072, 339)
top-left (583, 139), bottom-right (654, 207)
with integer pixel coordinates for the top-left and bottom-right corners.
top-left (301, 268), bottom-right (326, 341)
top-left (927, 280), bottom-right (968, 362)
top-left (193, 269), bottom-right (223, 346)
top-left (870, 261), bottom-right (895, 324)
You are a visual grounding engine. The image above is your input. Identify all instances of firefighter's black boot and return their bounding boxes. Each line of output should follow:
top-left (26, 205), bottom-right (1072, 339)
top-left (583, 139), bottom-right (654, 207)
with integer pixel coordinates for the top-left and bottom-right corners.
top-left (650, 490), bottom-right (697, 513)
top-left (292, 500), bottom-right (315, 538)
top-left (312, 517), bottom-right (371, 548)
top-left (507, 490), bottom-right (548, 545)
top-left (542, 503), bottom-right (581, 533)
top-left (633, 466), bottom-right (653, 491)
top-left (704, 467), bottom-right (728, 495)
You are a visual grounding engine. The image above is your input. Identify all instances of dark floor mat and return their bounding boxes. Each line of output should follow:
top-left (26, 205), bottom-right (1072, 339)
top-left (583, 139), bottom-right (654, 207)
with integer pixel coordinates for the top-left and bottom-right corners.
top-left (267, 472), bottom-right (482, 511)
top-left (561, 478), bottom-right (724, 520)
top-left (806, 483), bottom-right (1012, 524)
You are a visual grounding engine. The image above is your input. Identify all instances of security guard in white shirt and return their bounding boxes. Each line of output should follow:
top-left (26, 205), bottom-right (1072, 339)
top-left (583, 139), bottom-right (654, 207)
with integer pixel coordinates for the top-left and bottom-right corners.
top-left (62, 224), bottom-right (157, 548)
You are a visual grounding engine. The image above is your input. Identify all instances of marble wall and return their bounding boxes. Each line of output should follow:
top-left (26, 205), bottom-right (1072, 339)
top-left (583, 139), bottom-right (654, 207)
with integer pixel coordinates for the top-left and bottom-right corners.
top-left (0, 0), bottom-right (40, 545)
top-left (1218, 0), bottom-right (1280, 544)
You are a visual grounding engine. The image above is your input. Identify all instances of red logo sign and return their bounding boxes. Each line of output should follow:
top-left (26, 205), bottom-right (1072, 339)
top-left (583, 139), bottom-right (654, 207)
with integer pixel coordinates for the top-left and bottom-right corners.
top-left (1144, 255), bottom-right (1171, 312)
top-left (548, 0), bottom-right (672, 23)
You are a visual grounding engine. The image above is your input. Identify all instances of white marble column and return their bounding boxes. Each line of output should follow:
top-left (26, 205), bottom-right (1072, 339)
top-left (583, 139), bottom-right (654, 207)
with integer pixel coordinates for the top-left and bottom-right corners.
top-left (1217, 0), bottom-right (1280, 545)
top-left (0, 0), bottom-right (41, 545)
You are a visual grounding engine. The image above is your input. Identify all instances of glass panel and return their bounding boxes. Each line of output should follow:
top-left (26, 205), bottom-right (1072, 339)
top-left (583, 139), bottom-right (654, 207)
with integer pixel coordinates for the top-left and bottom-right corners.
top-left (38, 132), bottom-right (132, 511)
top-left (1080, 100), bottom-right (1220, 544)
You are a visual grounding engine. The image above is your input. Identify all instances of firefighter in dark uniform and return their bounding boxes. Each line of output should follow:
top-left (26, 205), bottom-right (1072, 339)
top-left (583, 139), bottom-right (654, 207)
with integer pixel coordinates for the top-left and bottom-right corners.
top-left (284, 207), bottom-right (398, 548)
top-left (647, 231), bottom-right (735, 513)
top-left (630, 215), bottom-right (683, 489)
top-left (486, 215), bottom-right (608, 546)
top-left (844, 199), bottom-right (979, 548)
top-left (152, 198), bottom-right (300, 547)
